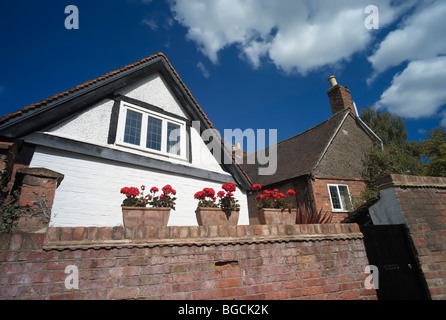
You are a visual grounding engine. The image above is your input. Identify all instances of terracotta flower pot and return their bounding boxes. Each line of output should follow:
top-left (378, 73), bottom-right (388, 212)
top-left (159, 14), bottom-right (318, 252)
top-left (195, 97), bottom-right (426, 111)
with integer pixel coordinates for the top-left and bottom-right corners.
top-left (122, 207), bottom-right (171, 227)
top-left (258, 208), bottom-right (297, 225)
top-left (195, 207), bottom-right (240, 226)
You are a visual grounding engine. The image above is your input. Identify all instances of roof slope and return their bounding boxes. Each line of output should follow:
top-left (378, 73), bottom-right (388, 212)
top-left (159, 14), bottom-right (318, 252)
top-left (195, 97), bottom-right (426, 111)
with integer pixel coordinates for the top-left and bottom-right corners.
top-left (242, 110), bottom-right (349, 187)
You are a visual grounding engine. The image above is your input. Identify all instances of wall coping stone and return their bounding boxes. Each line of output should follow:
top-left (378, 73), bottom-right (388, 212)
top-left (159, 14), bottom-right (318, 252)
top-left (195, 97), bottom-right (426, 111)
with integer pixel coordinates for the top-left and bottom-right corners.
top-left (42, 224), bottom-right (363, 251)
top-left (377, 174), bottom-right (446, 190)
top-left (16, 167), bottom-right (65, 186)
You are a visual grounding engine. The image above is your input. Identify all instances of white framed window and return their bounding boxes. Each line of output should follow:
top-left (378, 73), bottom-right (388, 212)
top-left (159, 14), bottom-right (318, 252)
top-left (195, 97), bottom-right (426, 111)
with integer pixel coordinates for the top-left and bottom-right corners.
top-left (116, 101), bottom-right (186, 159)
top-left (327, 184), bottom-right (352, 212)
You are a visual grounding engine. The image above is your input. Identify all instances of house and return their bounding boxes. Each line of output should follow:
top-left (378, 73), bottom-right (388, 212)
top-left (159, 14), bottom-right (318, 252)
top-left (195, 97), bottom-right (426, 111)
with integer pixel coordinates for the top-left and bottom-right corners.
top-left (0, 53), bottom-right (252, 227)
top-left (242, 76), bottom-right (383, 224)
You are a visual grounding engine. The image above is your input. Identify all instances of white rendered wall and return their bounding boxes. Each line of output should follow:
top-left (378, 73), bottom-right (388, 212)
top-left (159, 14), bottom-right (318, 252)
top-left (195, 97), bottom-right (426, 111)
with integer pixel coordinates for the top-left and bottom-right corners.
top-left (29, 146), bottom-right (250, 227)
top-left (116, 73), bottom-right (187, 118)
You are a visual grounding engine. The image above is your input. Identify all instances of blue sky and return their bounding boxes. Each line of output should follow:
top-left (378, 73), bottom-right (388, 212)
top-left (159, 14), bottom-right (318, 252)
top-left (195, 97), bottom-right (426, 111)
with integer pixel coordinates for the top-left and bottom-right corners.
top-left (0, 0), bottom-right (445, 147)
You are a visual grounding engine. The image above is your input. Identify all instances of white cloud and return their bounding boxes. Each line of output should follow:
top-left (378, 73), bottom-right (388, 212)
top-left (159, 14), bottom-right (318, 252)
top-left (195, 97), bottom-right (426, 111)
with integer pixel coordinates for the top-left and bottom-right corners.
top-left (197, 62), bottom-right (210, 78)
top-left (375, 57), bottom-right (446, 121)
top-left (142, 17), bottom-right (158, 30)
top-left (368, 1), bottom-right (446, 78)
top-left (368, 1), bottom-right (446, 125)
top-left (169, 0), bottom-right (403, 75)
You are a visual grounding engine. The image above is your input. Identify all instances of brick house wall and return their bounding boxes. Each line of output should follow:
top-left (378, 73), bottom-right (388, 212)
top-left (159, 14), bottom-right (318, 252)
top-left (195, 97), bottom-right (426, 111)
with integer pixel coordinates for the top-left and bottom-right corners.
top-left (0, 224), bottom-right (377, 300)
top-left (314, 115), bottom-right (374, 180)
top-left (245, 114), bottom-right (375, 225)
top-left (310, 177), bottom-right (367, 223)
top-left (310, 114), bottom-right (374, 222)
top-left (370, 174), bottom-right (446, 300)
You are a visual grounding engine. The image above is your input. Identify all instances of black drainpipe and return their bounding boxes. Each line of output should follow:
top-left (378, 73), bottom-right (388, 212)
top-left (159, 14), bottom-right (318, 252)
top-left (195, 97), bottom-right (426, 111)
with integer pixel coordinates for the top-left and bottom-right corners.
top-left (305, 175), bottom-right (315, 214)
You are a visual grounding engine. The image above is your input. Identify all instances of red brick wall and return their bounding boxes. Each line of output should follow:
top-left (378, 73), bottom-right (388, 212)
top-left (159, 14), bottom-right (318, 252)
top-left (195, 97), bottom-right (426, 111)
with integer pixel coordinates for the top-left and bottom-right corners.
top-left (376, 174), bottom-right (446, 300)
top-left (0, 224), bottom-right (377, 300)
top-left (311, 177), bottom-right (367, 223)
top-left (10, 168), bottom-right (64, 232)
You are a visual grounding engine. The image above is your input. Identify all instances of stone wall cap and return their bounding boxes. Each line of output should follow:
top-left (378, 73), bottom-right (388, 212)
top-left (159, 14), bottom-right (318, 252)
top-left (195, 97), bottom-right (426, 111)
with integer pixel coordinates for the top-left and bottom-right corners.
top-left (377, 174), bottom-right (446, 190)
top-left (0, 141), bottom-right (15, 150)
top-left (16, 167), bottom-right (64, 184)
top-left (42, 224), bottom-right (364, 251)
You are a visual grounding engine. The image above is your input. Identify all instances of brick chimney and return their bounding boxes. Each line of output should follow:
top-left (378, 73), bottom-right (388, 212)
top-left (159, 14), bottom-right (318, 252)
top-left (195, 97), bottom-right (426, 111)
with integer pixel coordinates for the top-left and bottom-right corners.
top-left (327, 76), bottom-right (356, 116)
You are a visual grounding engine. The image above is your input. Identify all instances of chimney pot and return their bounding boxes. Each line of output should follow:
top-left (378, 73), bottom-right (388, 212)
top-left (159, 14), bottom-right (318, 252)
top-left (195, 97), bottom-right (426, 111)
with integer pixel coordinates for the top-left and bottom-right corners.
top-left (328, 76), bottom-right (338, 88)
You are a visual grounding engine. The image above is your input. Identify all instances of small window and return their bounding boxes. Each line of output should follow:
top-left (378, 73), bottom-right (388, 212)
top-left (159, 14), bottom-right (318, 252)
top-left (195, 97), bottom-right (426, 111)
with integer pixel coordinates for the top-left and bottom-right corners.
top-left (123, 110), bottom-right (142, 146)
top-left (117, 102), bottom-right (186, 159)
top-left (327, 184), bottom-right (352, 212)
top-left (167, 122), bottom-right (181, 156)
top-left (146, 116), bottom-right (162, 151)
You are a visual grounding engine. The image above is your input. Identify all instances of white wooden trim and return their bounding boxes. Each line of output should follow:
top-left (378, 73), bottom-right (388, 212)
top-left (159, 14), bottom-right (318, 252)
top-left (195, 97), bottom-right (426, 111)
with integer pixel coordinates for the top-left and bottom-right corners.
top-left (327, 184), bottom-right (352, 212)
top-left (116, 101), bottom-right (187, 160)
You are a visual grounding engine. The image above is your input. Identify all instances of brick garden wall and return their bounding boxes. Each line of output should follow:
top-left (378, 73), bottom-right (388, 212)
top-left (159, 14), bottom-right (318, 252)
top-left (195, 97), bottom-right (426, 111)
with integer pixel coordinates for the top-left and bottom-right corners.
top-left (0, 224), bottom-right (377, 300)
top-left (374, 174), bottom-right (446, 300)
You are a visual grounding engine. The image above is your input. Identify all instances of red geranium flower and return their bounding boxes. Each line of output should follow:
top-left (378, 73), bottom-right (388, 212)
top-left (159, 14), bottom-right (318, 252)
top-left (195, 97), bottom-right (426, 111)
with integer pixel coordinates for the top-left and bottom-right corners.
top-left (222, 183), bottom-right (236, 193)
top-left (162, 185), bottom-right (174, 195)
top-left (252, 184), bottom-right (262, 191)
top-left (120, 186), bottom-right (140, 198)
top-left (150, 187), bottom-right (159, 193)
top-left (194, 191), bottom-right (206, 200)
top-left (203, 188), bottom-right (215, 198)
top-left (287, 190), bottom-right (296, 197)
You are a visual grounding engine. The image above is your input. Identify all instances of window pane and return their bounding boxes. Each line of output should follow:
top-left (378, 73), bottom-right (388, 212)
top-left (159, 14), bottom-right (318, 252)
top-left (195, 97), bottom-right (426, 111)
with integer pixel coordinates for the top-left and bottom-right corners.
top-left (329, 186), bottom-right (342, 210)
top-left (124, 110), bottom-right (142, 146)
top-left (338, 186), bottom-right (351, 211)
top-left (146, 116), bottom-right (162, 151)
top-left (167, 122), bottom-right (181, 156)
